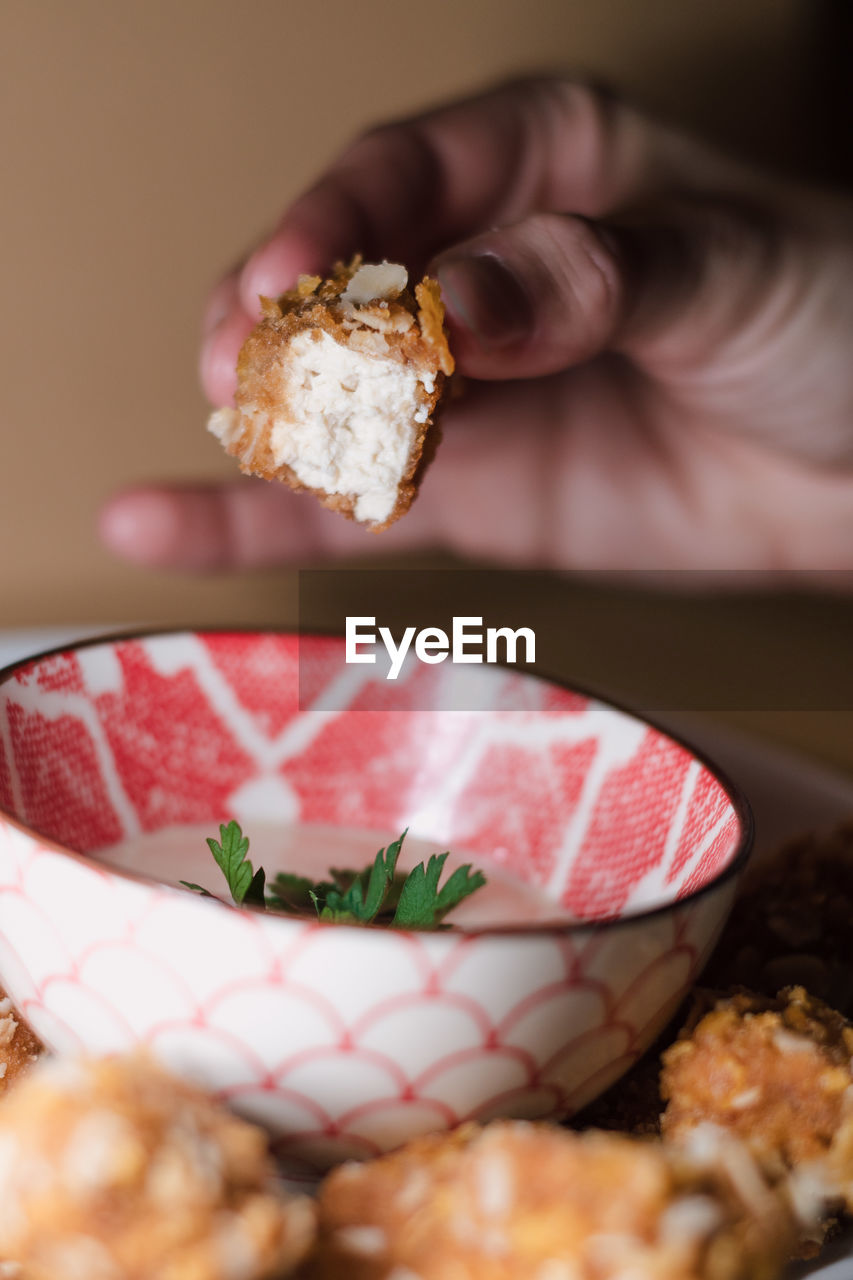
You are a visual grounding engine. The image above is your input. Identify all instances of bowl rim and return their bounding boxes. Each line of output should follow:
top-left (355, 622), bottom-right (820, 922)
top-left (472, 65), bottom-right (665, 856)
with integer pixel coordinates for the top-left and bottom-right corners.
top-left (0, 626), bottom-right (754, 938)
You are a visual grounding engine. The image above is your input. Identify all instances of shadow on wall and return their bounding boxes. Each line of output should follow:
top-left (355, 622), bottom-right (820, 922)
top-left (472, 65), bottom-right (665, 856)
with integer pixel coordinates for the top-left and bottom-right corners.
top-left (570, 0), bottom-right (853, 184)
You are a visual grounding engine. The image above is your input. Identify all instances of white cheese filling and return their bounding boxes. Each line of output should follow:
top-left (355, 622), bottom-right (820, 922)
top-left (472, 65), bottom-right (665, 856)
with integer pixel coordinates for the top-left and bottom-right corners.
top-left (267, 330), bottom-right (428, 523)
top-left (207, 406), bottom-right (241, 446)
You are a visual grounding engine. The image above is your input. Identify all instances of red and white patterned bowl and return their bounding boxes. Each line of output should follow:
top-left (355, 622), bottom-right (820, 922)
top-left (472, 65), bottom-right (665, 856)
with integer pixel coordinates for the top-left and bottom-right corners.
top-left (0, 631), bottom-right (751, 1170)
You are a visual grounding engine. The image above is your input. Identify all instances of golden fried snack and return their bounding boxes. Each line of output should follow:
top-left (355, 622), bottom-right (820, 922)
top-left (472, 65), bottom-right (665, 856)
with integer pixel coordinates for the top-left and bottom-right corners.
top-left (0, 1054), bottom-right (316, 1280)
top-left (209, 258), bottom-right (454, 530)
top-left (0, 990), bottom-right (42, 1095)
top-left (826, 1098), bottom-right (853, 1213)
top-left (660, 985), bottom-right (851, 1259)
top-left (305, 1121), bottom-right (794, 1280)
top-left (703, 823), bottom-right (853, 1012)
top-left (661, 986), bottom-right (853, 1181)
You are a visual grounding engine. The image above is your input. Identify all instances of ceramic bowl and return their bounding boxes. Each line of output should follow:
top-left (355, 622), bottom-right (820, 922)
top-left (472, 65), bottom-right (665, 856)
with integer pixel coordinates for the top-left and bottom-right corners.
top-left (0, 631), bottom-right (751, 1170)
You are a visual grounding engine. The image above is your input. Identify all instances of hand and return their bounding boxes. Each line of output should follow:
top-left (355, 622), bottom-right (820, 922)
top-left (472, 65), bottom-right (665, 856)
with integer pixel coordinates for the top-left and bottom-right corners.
top-left (101, 76), bottom-right (853, 573)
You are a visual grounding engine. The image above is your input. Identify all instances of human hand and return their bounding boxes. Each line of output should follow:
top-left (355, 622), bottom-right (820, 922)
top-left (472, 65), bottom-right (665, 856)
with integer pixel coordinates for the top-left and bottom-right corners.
top-left (101, 76), bottom-right (853, 572)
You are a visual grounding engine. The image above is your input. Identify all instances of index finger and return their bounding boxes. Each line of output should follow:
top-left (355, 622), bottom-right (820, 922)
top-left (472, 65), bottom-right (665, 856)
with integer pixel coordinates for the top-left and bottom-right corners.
top-left (238, 75), bottom-right (744, 315)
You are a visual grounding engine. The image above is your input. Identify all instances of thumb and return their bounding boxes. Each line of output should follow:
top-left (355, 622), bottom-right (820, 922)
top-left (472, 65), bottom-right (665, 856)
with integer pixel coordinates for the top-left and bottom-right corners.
top-left (433, 201), bottom-right (784, 382)
top-left (432, 213), bottom-right (625, 380)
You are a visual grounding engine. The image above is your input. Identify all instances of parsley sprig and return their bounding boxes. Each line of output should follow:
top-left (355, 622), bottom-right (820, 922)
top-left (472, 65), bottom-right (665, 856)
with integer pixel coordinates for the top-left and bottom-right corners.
top-left (182, 822), bottom-right (486, 930)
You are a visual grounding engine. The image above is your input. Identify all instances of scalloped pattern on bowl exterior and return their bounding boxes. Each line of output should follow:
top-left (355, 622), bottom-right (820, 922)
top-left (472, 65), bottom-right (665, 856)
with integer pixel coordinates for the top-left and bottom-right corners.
top-left (0, 632), bottom-right (747, 1169)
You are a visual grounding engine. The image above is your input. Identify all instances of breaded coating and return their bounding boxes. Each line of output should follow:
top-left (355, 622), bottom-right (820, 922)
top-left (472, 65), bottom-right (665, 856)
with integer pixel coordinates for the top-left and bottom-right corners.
top-left (662, 987), bottom-right (853, 1179)
top-left (703, 823), bottom-right (853, 1013)
top-left (0, 1055), bottom-right (316, 1280)
top-left (0, 990), bottom-right (42, 1096)
top-left (827, 1098), bottom-right (853, 1213)
top-left (209, 258), bottom-right (454, 530)
top-left (305, 1121), bottom-right (794, 1280)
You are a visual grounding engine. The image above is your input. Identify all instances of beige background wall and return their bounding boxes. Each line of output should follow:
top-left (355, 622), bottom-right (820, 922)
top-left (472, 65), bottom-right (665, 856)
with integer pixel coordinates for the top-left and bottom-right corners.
top-left (3, 1), bottom-right (853, 770)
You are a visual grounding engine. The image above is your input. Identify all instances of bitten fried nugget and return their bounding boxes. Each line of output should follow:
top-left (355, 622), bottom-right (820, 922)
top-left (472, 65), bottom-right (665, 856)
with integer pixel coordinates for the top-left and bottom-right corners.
top-left (703, 823), bottom-right (853, 1012)
top-left (208, 258), bottom-right (454, 530)
top-left (661, 986), bottom-right (853, 1184)
top-left (826, 1098), bottom-right (853, 1213)
top-left (0, 1054), bottom-right (316, 1280)
top-left (305, 1121), bottom-right (794, 1280)
top-left (0, 990), bottom-right (42, 1095)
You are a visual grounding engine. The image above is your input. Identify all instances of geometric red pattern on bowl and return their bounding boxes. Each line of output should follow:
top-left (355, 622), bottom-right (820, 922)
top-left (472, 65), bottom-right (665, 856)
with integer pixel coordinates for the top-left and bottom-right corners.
top-left (0, 632), bottom-right (750, 1170)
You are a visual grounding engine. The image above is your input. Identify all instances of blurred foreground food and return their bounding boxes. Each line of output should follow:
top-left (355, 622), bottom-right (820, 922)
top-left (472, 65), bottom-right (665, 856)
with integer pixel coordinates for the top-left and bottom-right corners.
top-left (662, 986), bottom-right (853, 1179)
top-left (0, 1054), bottom-right (315, 1280)
top-left (304, 1120), bottom-right (795, 1280)
top-left (0, 991), bottom-right (42, 1097)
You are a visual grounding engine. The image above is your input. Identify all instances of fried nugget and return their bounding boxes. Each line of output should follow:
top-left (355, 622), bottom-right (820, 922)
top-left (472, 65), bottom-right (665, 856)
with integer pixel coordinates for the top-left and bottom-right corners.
top-left (0, 990), bottom-right (42, 1096)
top-left (703, 823), bottom-right (853, 1012)
top-left (305, 1121), bottom-right (794, 1280)
top-left (662, 987), bottom-right (853, 1180)
top-left (0, 1054), bottom-right (316, 1280)
top-left (660, 986), bottom-right (853, 1258)
top-left (826, 1098), bottom-right (853, 1214)
top-left (209, 259), bottom-right (454, 530)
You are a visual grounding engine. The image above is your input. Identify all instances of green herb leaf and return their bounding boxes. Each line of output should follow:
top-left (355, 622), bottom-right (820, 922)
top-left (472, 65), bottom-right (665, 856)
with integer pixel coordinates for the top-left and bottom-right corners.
top-left (244, 865), bottom-right (266, 908)
top-left (319, 903), bottom-right (364, 923)
top-left (322, 830), bottom-right (407, 924)
top-left (433, 863), bottom-right (488, 920)
top-left (267, 872), bottom-right (320, 913)
top-left (393, 853), bottom-right (486, 929)
top-left (206, 820), bottom-right (258, 905)
top-left (327, 868), bottom-right (358, 891)
top-left (179, 881), bottom-right (215, 897)
top-left (361, 830), bottom-right (406, 920)
top-left (196, 824), bottom-right (487, 928)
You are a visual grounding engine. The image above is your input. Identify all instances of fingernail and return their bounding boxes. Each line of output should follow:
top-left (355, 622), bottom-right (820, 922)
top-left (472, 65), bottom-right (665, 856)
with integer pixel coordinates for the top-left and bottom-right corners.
top-left (240, 243), bottom-right (291, 317)
top-left (437, 254), bottom-right (535, 348)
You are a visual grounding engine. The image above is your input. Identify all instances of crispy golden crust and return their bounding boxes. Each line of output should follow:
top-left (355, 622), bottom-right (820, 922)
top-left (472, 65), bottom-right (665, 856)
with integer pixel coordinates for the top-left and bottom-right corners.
top-left (0, 987), bottom-right (42, 1096)
top-left (703, 822), bottom-right (853, 1013)
top-left (304, 1121), bottom-right (792, 1280)
top-left (662, 987), bottom-right (852, 1177)
top-left (661, 986), bottom-right (853, 1258)
top-left (216, 258), bottom-right (454, 531)
top-left (0, 1055), bottom-right (316, 1280)
top-left (827, 1102), bottom-right (853, 1213)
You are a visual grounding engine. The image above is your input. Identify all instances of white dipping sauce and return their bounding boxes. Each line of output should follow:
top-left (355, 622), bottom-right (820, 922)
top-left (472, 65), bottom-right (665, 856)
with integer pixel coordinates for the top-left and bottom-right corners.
top-left (98, 823), bottom-right (574, 928)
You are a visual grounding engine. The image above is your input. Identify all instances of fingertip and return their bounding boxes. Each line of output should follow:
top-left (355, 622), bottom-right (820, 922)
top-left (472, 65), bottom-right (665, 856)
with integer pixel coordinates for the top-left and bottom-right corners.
top-left (432, 215), bottom-right (625, 379)
top-left (99, 489), bottom-right (185, 567)
top-left (239, 228), bottom-right (321, 317)
top-left (435, 254), bottom-right (535, 369)
top-left (238, 245), bottom-right (277, 317)
top-left (201, 271), bottom-right (241, 339)
top-left (199, 309), bottom-right (254, 406)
